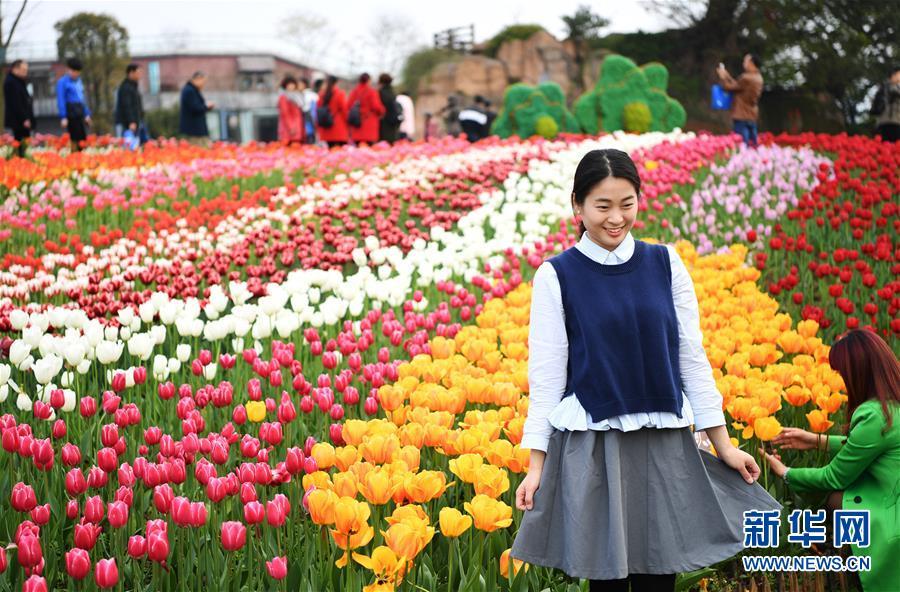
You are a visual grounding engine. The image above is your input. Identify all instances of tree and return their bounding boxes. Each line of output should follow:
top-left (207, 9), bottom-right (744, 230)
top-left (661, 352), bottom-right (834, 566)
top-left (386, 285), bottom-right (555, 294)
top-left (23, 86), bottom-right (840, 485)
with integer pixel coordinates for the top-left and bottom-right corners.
top-left (55, 12), bottom-right (130, 134)
top-left (366, 13), bottom-right (421, 77)
top-left (279, 12), bottom-right (334, 71)
top-left (1, 0), bottom-right (28, 64)
top-left (561, 5), bottom-right (609, 93)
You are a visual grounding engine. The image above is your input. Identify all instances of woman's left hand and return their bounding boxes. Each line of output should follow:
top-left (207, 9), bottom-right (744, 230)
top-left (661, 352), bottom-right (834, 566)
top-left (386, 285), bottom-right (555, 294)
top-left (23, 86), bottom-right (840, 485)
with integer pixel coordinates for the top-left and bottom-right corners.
top-left (758, 447), bottom-right (789, 478)
top-left (720, 447), bottom-right (761, 483)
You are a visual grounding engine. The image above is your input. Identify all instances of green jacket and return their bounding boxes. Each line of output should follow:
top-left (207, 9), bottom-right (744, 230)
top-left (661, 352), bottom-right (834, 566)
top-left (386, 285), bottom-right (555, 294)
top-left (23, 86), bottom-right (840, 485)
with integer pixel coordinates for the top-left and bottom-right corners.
top-left (786, 400), bottom-right (900, 592)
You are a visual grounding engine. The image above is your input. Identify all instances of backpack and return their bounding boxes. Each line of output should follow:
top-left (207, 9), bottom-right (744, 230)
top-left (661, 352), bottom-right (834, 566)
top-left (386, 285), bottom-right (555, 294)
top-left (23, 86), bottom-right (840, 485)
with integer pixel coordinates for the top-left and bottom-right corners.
top-left (317, 91), bottom-right (334, 128)
top-left (393, 99), bottom-right (404, 123)
top-left (348, 99), bottom-right (362, 127)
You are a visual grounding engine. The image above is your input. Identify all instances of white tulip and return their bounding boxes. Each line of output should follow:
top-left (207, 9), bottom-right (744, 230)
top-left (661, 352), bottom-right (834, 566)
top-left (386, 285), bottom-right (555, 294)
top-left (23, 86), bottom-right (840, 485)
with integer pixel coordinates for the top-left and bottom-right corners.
top-left (176, 343), bottom-right (191, 362)
top-left (16, 393), bottom-right (32, 411)
top-left (63, 342), bottom-right (86, 367)
top-left (96, 340), bottom-right (124, 365)
top-left (76, 359), bottom-right (92, 375)
top-left (203, 363), bottom-right (217, 380)
top-left (120, 327), bottom-right (131, 341)
top-left (153, 354), bottom-right (168, 376)
top-left (117, 307), bottom-right (135, 327)
top-left (60, 370), bottom-right (74, 388)
top-left (139, 300), bottom-right (157, 323)
top-left (150, 325), bottom-right (166, 345)
top-left (0, 363), bottom-right (9, 387)
top-left (33, 353), bottom-right (63, 385)
top-left (104, 326), bottom-right (118, 341)
top-left (62, 389), bottom-right (76, 412)
top-left (127, 333), bottom-right (154, 360)
top-left (9, 309), bottom-right (28, 330)
top-left (23, 324), bottom-right (43, 347)
top-left (231, 337), bottom-right (244, 353)
top-left (84, 322), bottom-right (104, 347)
top-left (0, 384), bottom-right (7, 403)
top-left (49, 307), bottom-right (68, 328)
top-left (251, 315), bottom-right (272, 340)
top-left (18, 355), bottom-right (34, 372)
top-left (167, 358), bottom-right (181, 374)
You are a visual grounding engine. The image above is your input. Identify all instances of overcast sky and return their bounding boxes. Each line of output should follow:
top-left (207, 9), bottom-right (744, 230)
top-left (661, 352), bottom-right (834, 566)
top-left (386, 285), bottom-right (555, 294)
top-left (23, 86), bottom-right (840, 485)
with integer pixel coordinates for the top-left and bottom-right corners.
top-left (6, 0), bottom-right (671, 75)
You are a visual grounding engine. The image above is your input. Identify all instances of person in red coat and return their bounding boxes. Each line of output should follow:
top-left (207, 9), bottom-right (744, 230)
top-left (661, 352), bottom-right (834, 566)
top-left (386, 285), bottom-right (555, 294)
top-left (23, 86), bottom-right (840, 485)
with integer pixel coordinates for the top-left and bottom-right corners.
top-left (277, 75), bottom-right (304, 144)
top-left (317, 75), bottom-right (349, 147)
top-left (346, 73), bottom-right (385, 145)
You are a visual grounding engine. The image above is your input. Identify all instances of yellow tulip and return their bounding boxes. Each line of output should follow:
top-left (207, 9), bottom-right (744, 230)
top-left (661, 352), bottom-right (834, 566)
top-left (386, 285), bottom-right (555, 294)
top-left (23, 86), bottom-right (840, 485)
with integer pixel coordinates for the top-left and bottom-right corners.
top-left (473, 464), bottom-right (510, 498)
top-left (358, 469), bottom-right (396, 506)
top-left (404, 470), bottom-right (452, 504)
top-left (387, 504), bottom-right (428, 526)
top-left (439, 507), bottom-right (472, 538)
top-left (307, 488), bottom-right (338, 525)
top-left (311, 442), bottom-right (336, 470)
top-left (754, 416), bottom-right (782, 441)
top-left (464, 494), bottom-right (513, 532)
top-left (244, 400), bottom-right (266, 422)
top-left (353, 545), bottom-right (408, 586)
top-left (332, 471), bottom-right (359, 498)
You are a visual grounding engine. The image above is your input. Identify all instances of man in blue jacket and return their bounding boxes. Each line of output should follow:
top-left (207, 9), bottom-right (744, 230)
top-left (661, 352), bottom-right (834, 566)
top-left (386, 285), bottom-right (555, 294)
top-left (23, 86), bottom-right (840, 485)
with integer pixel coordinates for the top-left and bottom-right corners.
top-left (179, 71), bottom-right (214, 142)
top-left (56, 57), bottom-right (91, 150)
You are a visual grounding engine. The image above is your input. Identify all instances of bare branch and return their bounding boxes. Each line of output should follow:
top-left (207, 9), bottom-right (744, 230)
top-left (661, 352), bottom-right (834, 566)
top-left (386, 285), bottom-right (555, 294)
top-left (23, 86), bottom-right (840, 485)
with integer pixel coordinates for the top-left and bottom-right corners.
top-left (2, 0), bottom-right (30, 49)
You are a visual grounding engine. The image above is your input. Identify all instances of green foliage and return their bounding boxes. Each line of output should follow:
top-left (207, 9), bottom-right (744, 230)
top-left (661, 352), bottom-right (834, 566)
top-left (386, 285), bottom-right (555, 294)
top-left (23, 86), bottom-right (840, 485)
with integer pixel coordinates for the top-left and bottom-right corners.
top-left (483, 24), bottom-right (544, 58)
top-left (144, 105), bottom-right (180, 139)
top-left (574, 54), bottom-right (686, 133)
top-left (400, 47), bottom-right (459, 98)
top-left (55, 12), bottom-right (130, 134)
top-left (622, 101), bottom-right (652, 132)
top-left (491, 82), bottom-right (580, 139)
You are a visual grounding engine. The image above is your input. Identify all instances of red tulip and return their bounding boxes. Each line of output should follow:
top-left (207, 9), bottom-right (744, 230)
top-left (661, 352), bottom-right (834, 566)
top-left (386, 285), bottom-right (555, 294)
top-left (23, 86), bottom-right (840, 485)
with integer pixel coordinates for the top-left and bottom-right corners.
top-left (266, 556), bottom-right (287, 580)
top-left (0, 546), bottom-right (6, 573)
top-left (22, 575), bottom-right (48, 592)
top-left (73, 521), bottom-right (102, 550)
top-left (84, 495), bottom-right (105, 523)
top-left (147, 531), bottom-right (170, 563)
top-left (243, 500), bottom-right (265, 524)
top-left (108, 500), bottom-right (129, 528)
top-left (94, 557), bottom-right (119, 589)
top-left (220, 521), bottom-right (246, 551)
top-left (11, 482), bottom-right (37, 512)
top-left (66, 500), bottom-right (80, 520)
top-left (17, 533), bottom-right (42, 569)
top-left (65, 548), bottom-right (91, 580)
top-left (79, 396), bottom-right (97, 418)
top-left (127, 535), bottom-right (147, 559)
top-left (266, 499), bottom-right (286, 527)
top-left (52, 419), bottom-right (67, 439)
top-left (97, 447), bottom-right (118, 473)
top-left (30, 504), bottom-right (50, 526)
top-left (61, 443), bottom-right (82, 466)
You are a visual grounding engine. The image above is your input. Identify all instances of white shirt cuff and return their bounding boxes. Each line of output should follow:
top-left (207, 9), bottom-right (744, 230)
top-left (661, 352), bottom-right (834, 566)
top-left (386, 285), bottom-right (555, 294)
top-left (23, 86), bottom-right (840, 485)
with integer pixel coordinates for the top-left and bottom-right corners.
top-left (519, 432), bottom-right (550, 453)
top-left (692, 408), bottom-right (727, 432)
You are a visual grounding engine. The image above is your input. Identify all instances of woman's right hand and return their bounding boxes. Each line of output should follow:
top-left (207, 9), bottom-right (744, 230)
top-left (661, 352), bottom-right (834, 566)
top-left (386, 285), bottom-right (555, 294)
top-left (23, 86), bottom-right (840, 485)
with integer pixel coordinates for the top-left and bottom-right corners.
top-left (515, 469), bottom-right (542, 511)
top-left (771, 427), bottom-right (819, 450)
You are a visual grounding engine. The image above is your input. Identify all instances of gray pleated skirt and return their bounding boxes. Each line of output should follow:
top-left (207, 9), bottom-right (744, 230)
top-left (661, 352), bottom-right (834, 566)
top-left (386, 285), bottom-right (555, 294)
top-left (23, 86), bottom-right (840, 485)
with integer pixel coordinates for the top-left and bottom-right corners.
top-left (510, 427), bottom-right (782, 580)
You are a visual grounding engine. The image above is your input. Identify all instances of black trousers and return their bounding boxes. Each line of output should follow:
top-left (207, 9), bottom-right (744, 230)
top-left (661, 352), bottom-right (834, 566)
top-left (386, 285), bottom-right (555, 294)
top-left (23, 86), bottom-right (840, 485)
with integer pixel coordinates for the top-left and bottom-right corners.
top-left (590, 573), bottom-right (676, 592)
top-left (12, 126), bottom-right (30, 156)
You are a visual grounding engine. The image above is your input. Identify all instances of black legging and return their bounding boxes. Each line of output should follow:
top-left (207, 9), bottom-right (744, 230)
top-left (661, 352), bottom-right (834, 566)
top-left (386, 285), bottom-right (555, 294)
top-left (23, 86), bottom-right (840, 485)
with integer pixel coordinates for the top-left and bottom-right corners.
top-left (590, 573), bottom-right (676, 592)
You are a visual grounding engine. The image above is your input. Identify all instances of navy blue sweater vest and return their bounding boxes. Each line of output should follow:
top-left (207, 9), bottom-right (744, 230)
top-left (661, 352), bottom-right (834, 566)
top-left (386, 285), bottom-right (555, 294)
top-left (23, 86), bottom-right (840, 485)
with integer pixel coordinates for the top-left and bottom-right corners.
top-left (547, 240), bottom-right (683, 423)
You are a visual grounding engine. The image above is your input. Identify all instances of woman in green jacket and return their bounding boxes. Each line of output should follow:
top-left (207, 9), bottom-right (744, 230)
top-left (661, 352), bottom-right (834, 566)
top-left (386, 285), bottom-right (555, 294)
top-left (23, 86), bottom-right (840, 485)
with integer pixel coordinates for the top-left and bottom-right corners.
top-left (761, 329), bottom-right (900, 592)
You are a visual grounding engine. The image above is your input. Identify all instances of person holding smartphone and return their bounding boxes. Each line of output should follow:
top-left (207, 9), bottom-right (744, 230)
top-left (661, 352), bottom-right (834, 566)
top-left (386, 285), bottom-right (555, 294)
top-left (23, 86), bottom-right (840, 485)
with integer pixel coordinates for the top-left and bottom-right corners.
top-left (716, 54), bottom-right (763, 147)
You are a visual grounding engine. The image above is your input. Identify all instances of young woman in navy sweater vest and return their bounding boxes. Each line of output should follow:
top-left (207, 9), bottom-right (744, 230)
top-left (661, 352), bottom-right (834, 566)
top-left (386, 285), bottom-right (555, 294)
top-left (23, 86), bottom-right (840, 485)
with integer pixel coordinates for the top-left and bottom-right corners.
top-left (510, 149), bottom-right (781, 592)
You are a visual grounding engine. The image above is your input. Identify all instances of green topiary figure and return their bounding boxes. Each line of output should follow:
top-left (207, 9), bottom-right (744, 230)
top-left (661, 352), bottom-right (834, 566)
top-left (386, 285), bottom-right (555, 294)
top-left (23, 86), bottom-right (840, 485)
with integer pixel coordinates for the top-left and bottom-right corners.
top-left (574, 55), bottom-right (686, 134)
top-left (491, 82), bottom-right (580, 139)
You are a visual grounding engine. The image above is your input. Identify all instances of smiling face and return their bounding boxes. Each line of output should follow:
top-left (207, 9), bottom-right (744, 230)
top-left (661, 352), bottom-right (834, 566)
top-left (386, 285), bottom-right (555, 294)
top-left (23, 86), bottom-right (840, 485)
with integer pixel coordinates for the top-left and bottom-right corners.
top-left (572, 175), bottom-right (639, 251)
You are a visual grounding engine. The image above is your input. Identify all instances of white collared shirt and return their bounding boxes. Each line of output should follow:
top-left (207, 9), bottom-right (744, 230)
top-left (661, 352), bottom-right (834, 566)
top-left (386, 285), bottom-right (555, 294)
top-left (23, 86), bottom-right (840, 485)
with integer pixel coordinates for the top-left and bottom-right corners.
top-left (520, 232), bottom-right (727, 452)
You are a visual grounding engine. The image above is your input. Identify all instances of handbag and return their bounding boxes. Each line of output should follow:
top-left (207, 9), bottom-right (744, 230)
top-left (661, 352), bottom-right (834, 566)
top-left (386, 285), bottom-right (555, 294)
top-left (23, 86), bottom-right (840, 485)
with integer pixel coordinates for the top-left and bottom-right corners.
top-left (711, 84), bottom-right (733, 110)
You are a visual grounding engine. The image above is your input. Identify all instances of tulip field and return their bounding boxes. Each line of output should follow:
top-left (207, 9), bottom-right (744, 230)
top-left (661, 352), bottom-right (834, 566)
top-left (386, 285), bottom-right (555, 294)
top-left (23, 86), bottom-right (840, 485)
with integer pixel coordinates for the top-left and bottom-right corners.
top-left (0, 130), bottom-right (897, 592)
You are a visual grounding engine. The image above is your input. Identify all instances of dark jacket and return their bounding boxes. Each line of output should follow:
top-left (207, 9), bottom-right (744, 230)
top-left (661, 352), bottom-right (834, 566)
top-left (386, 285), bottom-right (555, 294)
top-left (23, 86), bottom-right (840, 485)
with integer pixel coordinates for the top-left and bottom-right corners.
top-left (3, 72), bottom-right (34, 131)
top-left (179, 82), bottom-right (210, 137)
top-left (115, 78), bottom-right (144, 127)
top-left (378, 85), bottom-right (400, 143)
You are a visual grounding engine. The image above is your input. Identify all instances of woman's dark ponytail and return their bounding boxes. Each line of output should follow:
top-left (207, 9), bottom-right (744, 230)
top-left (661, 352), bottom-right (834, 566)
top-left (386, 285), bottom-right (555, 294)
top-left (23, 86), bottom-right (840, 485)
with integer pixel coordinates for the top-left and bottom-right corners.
top-left (571, 149), bottom-right (641, 235)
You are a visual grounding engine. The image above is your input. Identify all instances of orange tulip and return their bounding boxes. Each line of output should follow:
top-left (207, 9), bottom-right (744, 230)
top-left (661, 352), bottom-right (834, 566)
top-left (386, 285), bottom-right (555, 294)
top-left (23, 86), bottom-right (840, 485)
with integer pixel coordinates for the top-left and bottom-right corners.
top-left (806, 409), bottom-right (834, 433)
top-left (500, 548), bottom-right (529, 578)
top-left (307, 488), bottom-right (338, 525)
top-left (357, 469), bottom-right (396, 506)
top-left (472, 465), bottom-right (510, 498)
top-left (753, 416), bottom-right (782, 441)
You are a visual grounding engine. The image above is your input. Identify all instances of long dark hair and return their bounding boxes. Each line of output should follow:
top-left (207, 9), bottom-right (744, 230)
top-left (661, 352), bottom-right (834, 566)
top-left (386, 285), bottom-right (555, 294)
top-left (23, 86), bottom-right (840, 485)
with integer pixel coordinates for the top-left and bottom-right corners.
top-left (571, 149), bottom-right (642, 235)
top-left (828, 329), bottom-right (900, 433)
